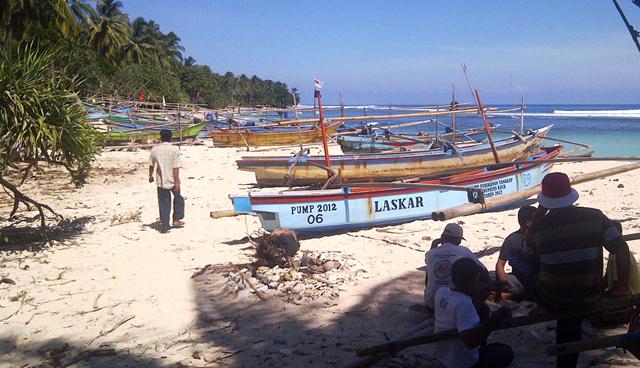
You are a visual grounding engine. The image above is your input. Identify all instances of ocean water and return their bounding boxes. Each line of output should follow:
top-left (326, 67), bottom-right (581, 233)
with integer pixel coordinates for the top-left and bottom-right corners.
top-left (287, 104), bottom-right (640, 157)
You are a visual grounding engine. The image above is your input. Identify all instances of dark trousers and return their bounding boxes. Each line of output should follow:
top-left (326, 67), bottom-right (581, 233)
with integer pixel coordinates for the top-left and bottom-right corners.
top-left (471, 343), bottom-right (514, 368)
top-left (157, 187), bottom-right (184, 230)
top-left (556, 317), bottom-right (583, 368)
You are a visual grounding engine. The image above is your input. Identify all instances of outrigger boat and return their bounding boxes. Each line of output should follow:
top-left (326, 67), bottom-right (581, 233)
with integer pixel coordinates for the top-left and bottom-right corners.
top-left (237, 125), bottom-right (552, 186)
top-left (227, 145), bottom-right (561, 232)
top-left (336, 126), bottom-right (493, 154)
top-left (99, 121), bottom-right (207, 145)
top-left (207, 121), bottom-right (342, 147)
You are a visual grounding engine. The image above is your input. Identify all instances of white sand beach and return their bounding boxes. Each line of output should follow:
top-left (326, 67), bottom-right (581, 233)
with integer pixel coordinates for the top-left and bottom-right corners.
top-left (1, 142), bottom-right (639, 367)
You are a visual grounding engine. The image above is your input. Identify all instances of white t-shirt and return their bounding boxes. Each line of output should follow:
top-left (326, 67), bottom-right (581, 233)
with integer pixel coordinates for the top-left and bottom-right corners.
top-left (149, 143), bottom-right (182, 189)
top-left (424, 243), bottom-right (483, 309)
top-left (434, 287), bottom-right (480, 368)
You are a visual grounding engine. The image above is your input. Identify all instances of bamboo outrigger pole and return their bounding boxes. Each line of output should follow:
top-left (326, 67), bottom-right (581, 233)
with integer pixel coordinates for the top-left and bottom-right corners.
top-left (278, 107), bottom-right (481, 125)
top-left (474, 90), bottom-right (500, 163)
top-left (431, 162), bottom-right (640, 221)
top-left (348, 294), bottom-right (640, 368)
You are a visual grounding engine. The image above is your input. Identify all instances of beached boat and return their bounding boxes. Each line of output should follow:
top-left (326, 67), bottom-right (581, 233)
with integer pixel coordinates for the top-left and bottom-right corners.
top-left (337, 127), bottom-right (491, 153)
top-left (229, 145), bottom-right (560, 232)
top-left (207, 121), bottom-right (342, 147)
top-left (236, 125), bottom-right (552, 186)
top-left (99, 121), bottom-right (207, 145)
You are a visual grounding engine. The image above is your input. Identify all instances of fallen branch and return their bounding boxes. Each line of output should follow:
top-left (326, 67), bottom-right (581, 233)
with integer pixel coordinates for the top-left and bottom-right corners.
top-left (230, 263), bottom-right (268, 301)
top-left (74, 301), bottom-right (126, 316)
top-left (89, 315), bottom-right (135, 345)
top-left (346, 234), bottom-right (423, 253)
top-left (0, 175), bottom-right (63, 229)
top-left (190, 264), bottom-right (212, 279)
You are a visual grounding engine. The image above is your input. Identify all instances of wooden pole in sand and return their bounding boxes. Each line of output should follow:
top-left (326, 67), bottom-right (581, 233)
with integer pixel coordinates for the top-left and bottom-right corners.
top-left (431, 162), bottom-right (640, 221)
top-left (546, 331), bottom-right (640, 357)
top-left (350, 294), bottom-right (640, 363)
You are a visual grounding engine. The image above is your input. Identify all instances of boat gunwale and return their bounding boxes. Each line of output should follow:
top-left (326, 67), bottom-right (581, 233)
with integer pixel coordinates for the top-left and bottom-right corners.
top-left (236, 125), bottom-right (552, 165)
top-left (245, 146), bottom-right (560, 204)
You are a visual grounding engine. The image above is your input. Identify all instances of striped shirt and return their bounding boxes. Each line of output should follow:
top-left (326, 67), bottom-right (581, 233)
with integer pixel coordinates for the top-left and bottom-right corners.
top-left (526, 206), bottom-right (625, 310)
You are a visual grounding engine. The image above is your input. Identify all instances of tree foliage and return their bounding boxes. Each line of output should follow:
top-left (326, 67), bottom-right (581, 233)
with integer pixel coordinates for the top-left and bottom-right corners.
top-left (0, 0), bottom-right (295, 227)
top-left (0, 41), bottom-right (99, 227)
top-left (1, 0), bottom-right (294, 108)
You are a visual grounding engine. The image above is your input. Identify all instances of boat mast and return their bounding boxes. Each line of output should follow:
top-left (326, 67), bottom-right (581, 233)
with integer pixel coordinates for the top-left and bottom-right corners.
top-left (520, 96), bottom-right (525, 134)
top-left (612, 0), bottom-right (640, 55)
top-left (451, 84), bottom-right (457, 142)
top-left (315, 80), bottom-right (332, 178)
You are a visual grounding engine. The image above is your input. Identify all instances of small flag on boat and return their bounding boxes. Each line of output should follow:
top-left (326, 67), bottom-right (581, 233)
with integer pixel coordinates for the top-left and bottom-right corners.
top-left (314, 79), bottom-right (323, 97)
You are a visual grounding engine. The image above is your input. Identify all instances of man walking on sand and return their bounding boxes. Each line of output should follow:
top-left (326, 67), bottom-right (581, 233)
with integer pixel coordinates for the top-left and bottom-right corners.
top-left (527, 172), bottom-right (631, 368)
top-left (149, 130), bottom-right (185, 233)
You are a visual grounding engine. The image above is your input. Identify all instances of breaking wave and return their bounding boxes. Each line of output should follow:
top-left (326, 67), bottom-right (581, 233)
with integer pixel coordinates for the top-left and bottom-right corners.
top-left (491, 109), bottom-right (640, 119)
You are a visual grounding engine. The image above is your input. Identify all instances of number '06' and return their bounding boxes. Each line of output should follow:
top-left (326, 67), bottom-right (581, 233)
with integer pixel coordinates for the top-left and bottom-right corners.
top-left (307, 214), bottom-right (323, 224)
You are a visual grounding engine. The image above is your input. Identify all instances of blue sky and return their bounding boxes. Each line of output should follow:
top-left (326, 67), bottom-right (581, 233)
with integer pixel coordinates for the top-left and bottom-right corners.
top-left (122, 1), bottom-right (640, 104)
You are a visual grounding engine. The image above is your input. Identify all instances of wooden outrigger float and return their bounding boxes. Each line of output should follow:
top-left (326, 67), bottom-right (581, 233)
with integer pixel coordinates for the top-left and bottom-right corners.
top-left (221, 146), bottom-right (560, 232)
top-left (236, 125), bottom-right (552, 187)
top-left (207, 121), bottom-right (342, 147)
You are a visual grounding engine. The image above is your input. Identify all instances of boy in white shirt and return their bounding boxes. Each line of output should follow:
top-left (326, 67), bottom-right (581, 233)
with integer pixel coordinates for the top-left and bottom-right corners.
top-left (434, 257), bottom-right (513, 368)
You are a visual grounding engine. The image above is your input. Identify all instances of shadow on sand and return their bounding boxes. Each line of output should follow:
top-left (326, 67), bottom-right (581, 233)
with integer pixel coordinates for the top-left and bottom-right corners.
top-left (188, 266), bottom-right (438, 367)
top-left (0, 215), bottom-right (94, 252)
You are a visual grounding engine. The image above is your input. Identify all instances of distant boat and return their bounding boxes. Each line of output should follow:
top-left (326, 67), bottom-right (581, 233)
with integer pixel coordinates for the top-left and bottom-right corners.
top-left (229, 145), bottom-right (560, 232)
top-left (236, 125), bottom-right (553, 186)
top-left (99, 122), bottom-right (207, 145)
top-left (207, 121), bottom-right (342, 148)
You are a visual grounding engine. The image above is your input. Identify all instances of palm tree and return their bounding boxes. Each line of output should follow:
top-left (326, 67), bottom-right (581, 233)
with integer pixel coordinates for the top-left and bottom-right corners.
top-left (160, 31), bottom-right (185, 68)
top-left (68, 0), bottom-right (96, 26)
top-left (184, 56), bottom-right (196, 67)
top-left (121, 17), bottom-right (156, 64)
top-left (87, 0), bottom-right (131, 63)
top-left (1, 0), bottom-right (77, 44)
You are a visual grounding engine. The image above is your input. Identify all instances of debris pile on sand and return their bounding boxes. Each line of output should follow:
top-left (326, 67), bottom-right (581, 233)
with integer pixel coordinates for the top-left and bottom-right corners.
top-left (224, 250), bottom-right (369, 304)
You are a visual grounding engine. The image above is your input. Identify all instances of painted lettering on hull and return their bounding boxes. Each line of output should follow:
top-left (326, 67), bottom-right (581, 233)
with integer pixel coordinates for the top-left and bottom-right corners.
top-left (374, 196), bottom-right (424, 213)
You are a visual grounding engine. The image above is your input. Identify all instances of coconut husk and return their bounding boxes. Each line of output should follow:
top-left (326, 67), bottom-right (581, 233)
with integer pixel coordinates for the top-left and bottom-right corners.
top-left (251, 229), bottom-right (300, 268)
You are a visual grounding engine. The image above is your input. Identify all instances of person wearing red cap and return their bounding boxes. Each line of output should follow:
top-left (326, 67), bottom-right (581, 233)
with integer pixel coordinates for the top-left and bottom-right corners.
top-left (526, 172), bottom-right (631, 368)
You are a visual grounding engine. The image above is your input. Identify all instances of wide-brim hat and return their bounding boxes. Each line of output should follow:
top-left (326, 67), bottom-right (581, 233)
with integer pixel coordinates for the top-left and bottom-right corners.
top-left (537, 172), bottom-right (579, 209)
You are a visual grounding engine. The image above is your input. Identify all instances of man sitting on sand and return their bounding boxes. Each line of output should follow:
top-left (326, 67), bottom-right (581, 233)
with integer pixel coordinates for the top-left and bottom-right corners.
top-left (494, 205), bottom-right (538, 300)
top-left (434, 257), bottom-right (514, 368)
top-left (424, 223), bottom-right (484, 313)
top-left (526, 172), bottom-right (631, 368)
top-left (149, 130), bottom-right (185, 233)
